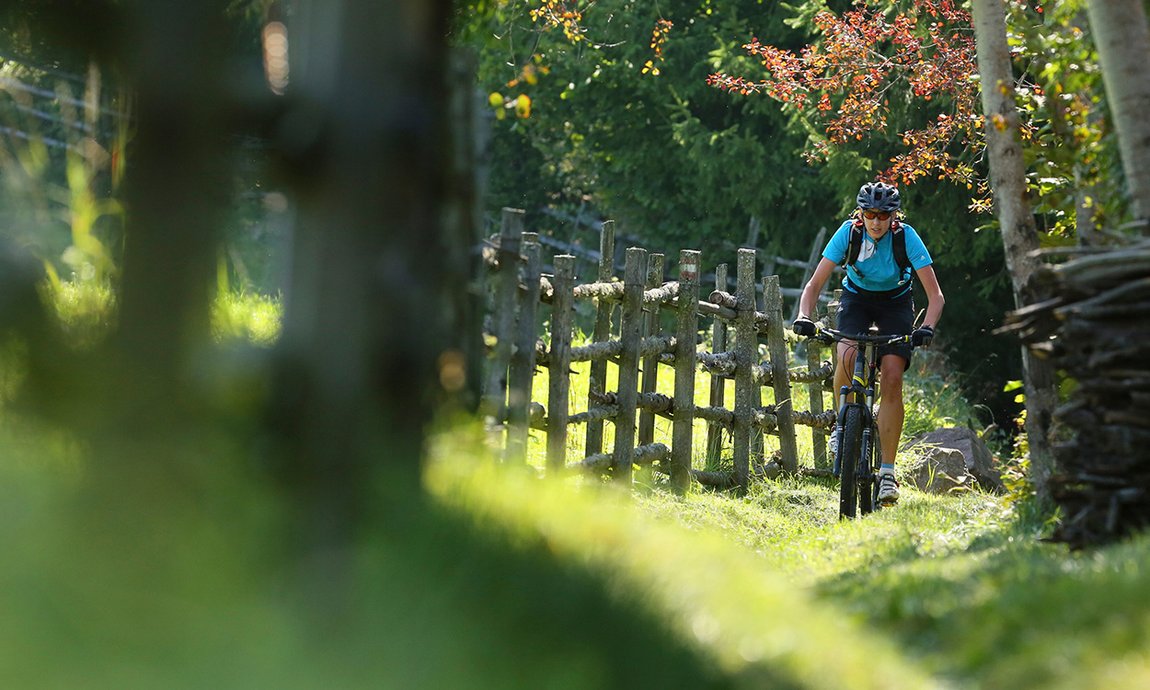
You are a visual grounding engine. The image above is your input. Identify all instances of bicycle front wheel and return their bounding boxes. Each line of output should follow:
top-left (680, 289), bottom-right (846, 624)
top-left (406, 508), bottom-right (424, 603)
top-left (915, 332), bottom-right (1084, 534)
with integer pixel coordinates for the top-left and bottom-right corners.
top-left (838, 407), bottom-right (864, 519)
top-left (859, 426), bottom-right (876, 515)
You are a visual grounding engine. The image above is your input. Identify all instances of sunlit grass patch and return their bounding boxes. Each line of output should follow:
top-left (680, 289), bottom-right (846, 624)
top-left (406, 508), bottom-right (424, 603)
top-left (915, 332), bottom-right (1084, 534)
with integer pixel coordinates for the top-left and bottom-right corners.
top-left (427, 428), bottom-right (942, 690)
top-left (45, 278), bottom-right (284, 349)
top-left (47, 277), bottom-right (116, 348)
top-left (433, 418), bottom-right (1150, 688)
top-left (212, 290), bottom-right (282, 346)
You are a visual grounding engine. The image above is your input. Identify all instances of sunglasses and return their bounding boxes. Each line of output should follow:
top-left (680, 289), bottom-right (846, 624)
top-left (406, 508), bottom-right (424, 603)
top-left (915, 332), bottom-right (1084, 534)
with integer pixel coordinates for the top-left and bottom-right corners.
top-left (862, 210), bottom-right (892, 221)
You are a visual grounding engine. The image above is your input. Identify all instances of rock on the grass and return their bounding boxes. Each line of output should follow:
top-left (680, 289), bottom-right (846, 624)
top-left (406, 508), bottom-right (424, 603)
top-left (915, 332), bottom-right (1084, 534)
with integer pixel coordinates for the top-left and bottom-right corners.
top-left (902, 427), bottom-right (1006, 494)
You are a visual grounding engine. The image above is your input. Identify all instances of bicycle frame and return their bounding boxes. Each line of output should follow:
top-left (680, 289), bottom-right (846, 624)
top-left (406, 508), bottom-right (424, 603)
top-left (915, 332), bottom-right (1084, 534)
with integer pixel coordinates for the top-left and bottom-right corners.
top-left (817, 326), bottom-right (913, 519)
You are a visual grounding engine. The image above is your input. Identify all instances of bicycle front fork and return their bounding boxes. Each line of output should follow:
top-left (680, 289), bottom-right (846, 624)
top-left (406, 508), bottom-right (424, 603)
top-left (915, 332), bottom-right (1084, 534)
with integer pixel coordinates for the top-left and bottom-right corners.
top-left (834, 390), bottom-right (875, 480)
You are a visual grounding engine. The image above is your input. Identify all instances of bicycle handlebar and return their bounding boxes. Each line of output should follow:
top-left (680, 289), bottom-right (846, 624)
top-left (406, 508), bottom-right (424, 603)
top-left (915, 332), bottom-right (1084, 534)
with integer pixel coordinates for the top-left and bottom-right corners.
top-left (809, 325), bottom-right (914, 348)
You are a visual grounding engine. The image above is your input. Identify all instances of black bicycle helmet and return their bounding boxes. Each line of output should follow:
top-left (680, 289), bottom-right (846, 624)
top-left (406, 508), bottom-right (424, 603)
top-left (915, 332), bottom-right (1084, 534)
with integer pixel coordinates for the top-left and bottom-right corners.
top-left (856, 182), bottom-right (901, 212)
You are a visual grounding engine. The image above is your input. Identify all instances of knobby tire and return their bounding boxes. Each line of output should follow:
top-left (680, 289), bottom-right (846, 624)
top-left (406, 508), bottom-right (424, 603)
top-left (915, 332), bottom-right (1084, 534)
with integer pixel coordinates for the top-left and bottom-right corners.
top-left (838, 407), bottom-right (864, 519)
top-left (861, 426), bottom-right (883, 514)
top-left (859, 425), bottom-right (876, 515)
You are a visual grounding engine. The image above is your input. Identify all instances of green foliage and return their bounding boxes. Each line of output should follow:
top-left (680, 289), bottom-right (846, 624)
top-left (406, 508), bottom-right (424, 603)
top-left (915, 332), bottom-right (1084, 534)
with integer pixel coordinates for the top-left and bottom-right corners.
top-left (1007, 0), bottom-right (1129, 236)
top-left (900, 353), bottom-right (978, 441)
top-left (0, 54), bottom-right (124, 286)
top-left (456, 0), bottom-right (845, 261)
top-left (0, 373), bottom-right (724, 689)
top-left (2, 39), bottom-right (284, 300)
top-left (0, 0), bottom-right (123, 68)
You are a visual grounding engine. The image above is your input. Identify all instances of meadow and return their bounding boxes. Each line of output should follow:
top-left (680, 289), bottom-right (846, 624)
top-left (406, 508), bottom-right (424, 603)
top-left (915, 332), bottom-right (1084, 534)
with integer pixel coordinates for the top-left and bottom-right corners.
top-left (435, 327), bottom-right (1150, 688)
top-left (4, 283), bottom-right (1148, 689)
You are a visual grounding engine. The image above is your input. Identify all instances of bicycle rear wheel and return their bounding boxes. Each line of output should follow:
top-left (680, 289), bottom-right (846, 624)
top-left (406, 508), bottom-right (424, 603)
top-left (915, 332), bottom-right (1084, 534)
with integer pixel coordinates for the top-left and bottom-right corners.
top-left (838, 407), bottom-right (864, 519)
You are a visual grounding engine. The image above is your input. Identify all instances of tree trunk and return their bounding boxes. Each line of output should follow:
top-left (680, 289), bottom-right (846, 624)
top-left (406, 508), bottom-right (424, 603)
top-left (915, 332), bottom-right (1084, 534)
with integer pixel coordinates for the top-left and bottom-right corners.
top-left (112, 1), bottom-right (232, 419)
top-left (273, 0), bottom-right (452, 608)
top-left (970, 0), bottom-right (1059, 499)
top-left (1086, 0), bottom-right (1150, 228)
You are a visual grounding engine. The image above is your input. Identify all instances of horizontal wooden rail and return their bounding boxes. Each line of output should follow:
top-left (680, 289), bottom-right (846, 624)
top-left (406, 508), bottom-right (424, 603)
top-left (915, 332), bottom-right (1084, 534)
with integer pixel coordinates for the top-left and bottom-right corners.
top-left (572, 442), bottom-right (670, 473)
top-left (485, 208), bottom-right (837, 493)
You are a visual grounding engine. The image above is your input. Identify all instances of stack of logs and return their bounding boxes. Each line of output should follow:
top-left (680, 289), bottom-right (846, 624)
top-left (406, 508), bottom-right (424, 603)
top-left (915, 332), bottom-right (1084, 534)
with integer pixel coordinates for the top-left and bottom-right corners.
top-left (1001, 242), bottom-right (1150, 547)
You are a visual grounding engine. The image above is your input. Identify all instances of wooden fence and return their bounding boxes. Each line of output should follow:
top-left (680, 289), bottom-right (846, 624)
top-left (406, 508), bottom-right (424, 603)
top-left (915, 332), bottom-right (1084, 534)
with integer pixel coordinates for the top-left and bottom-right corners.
top-left (483, 207), bottom-right (837, 494)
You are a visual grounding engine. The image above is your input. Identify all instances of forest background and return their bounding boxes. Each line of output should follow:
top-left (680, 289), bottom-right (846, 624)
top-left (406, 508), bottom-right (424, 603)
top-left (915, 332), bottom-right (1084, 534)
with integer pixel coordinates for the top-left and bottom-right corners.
top-left (456, 0), bottom-right (1144, 438)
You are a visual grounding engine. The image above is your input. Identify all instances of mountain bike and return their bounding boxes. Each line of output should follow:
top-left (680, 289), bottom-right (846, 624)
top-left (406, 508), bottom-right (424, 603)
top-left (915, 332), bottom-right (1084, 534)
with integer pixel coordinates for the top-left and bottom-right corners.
top-left (811, 325), bottom-right (914, 520)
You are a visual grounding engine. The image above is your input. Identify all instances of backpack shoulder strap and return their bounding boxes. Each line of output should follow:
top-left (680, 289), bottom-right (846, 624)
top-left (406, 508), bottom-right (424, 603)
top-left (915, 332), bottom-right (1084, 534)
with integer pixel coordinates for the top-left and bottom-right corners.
top-left (890, 220), bottom-right (910, 273)
top-left (844, 219), bottom-right (864, 267)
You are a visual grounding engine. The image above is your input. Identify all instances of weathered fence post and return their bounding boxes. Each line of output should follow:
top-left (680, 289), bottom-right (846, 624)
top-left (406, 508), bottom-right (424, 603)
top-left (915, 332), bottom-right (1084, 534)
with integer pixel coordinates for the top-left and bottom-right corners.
top-left (483, 207), bottom-right (524, 422)
top-left (505, 232), bottom-right (541, 464)
top-left (751, 379), bottom-right (765, 466)
top-left (613, 247), bottom-right (647, 484)
top-left (547, 255), bottom-right (576, 474)
top-left (764, 274), bottom-right (799, 473)
top-left (807, 278), bottom-right (833, 470)
top-left (585, 220), bottom-right (616, 456)
top-left (705, 263), bottom-right (728, 471)
top-left (638, 253), bottom-right (665, 447)
top-left (732, 248), bottom-right (758, 493)
top-left (671, 250), bottom-right (700, 493)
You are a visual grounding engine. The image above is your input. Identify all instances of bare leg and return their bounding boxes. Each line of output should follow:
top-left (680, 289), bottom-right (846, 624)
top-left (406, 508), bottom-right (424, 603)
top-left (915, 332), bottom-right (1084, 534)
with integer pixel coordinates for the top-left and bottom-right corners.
top-left (877, 354), bottom-right (906, 466)
top-left (835, 341), bottom-right (857, 402)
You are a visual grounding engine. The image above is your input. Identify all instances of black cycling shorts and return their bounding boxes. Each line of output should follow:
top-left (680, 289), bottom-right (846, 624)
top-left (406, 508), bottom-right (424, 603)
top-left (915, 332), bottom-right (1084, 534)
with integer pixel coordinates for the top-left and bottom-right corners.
top-left (836, 288), bottom-right (915, 369)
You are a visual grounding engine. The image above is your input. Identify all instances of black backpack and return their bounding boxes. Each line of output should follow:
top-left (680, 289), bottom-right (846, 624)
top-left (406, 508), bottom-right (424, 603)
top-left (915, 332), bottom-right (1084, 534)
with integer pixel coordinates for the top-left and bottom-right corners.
top-left (843, 218), bottom-right (912, 280)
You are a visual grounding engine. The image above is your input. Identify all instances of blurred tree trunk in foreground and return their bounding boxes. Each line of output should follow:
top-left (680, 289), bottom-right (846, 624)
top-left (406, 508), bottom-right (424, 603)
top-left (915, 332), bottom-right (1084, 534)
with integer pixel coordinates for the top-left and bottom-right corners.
top-left (13, 0), bottom-right (454, 617)
top-left (270, 0), bottom-right (452, 586)
top-left (111, 1), bottom-right (232, 419)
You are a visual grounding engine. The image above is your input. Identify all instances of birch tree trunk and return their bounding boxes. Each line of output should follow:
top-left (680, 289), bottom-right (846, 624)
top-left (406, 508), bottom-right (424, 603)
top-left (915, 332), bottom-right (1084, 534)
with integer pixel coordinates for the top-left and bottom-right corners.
top-left (970, 0), bottom-right (1059, 498)
top-left (1086, 0), bottom-right (1150, 229)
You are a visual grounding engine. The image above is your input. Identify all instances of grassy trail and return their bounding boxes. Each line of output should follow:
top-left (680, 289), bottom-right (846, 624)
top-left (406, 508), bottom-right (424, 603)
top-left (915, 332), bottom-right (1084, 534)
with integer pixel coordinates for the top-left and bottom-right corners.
top-left (430, 439), bottom-right (1150, 689)
top-left (16, 288), bottom-right (1150, 688)
top-left (434, 355), bottom-right (1150, 688)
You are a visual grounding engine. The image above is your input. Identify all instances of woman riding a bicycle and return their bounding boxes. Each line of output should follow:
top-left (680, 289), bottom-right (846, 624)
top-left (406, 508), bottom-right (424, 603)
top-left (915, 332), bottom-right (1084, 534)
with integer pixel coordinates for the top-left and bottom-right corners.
top-left (792, 181), bottom-right (945, 505)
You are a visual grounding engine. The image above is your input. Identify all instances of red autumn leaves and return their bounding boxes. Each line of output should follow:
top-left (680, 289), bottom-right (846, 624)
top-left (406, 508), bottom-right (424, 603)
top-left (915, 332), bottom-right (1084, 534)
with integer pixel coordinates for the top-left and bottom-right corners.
top-left (708, 0), bottom-right (981, 187)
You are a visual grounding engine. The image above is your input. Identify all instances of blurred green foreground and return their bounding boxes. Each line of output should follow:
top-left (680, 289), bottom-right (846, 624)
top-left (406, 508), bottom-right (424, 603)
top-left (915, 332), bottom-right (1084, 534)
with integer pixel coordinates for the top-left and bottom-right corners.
top-left (2, 368), bottom-right (1150, 689)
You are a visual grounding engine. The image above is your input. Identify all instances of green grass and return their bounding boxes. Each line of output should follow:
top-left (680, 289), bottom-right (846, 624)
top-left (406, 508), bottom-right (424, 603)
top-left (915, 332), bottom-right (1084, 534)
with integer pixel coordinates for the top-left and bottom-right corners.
top-left (48, 277), bottom-right (116, 348)
top-left (45, 277), bottom-right (282, 348)
top-left (211, 290), bottom-right (282, 346)
top-left (455, 335), bottom-right (1150, 688)
top-left (518, 337), bottom-right (991, 485)
top-left (11, 288), bottom-right (1150, 688)
top-left (430, 428), bottom-right (1150, 689)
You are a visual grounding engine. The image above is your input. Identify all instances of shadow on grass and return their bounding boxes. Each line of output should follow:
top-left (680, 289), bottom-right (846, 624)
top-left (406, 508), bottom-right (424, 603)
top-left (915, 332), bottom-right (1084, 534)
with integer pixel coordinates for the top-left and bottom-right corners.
top-left (812, 508), bottom-right (1150, 687)
top-left (0, 416), bottom-right (751, 689)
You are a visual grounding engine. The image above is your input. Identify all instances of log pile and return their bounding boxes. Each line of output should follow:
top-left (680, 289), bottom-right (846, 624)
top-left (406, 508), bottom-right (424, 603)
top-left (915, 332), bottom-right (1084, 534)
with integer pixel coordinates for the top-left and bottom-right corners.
top-left (1001, 242), bottom-right (1150, 548)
